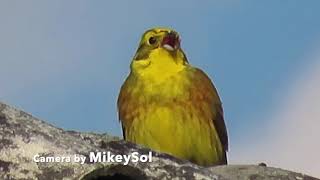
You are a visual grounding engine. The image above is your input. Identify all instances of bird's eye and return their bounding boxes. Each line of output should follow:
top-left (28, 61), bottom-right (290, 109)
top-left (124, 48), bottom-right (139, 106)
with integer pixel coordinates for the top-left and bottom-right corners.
top-left (148, 36), bottom-right (156, 45)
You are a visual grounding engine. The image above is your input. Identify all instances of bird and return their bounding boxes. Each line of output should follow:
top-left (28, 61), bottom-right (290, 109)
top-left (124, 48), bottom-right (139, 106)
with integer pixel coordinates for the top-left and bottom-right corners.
top-left (117, 27), bottom-right (228, 166)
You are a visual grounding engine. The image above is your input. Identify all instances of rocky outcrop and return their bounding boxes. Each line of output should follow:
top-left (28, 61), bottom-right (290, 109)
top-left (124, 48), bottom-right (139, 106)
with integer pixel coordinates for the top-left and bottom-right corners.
top-left (0, 102), bottom-right (318, 180)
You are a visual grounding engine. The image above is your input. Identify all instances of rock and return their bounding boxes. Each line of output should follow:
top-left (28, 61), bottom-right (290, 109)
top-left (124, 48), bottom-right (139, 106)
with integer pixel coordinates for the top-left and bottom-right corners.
top-left (0, 102), bottom-right (318, 180)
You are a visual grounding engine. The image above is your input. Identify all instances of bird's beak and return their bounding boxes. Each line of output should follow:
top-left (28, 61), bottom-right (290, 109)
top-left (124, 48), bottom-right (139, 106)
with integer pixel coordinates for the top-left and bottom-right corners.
top-left (161, 31), bottom-right (180, 51)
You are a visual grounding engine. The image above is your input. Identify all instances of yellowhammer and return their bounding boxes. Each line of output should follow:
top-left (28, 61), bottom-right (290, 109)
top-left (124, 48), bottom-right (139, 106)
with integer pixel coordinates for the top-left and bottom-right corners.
top-left (118, 27), bottom-right (228, 166)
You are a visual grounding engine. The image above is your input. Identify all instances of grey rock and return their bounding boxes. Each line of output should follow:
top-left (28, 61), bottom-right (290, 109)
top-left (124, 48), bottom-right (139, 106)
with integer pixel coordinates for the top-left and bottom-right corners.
top-left (0, 102), bottom-right (318, 180)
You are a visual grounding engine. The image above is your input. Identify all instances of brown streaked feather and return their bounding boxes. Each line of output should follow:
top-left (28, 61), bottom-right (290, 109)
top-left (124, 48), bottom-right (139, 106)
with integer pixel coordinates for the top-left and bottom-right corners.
top-left (118, 73), bottom-right (147, 140)
top-left (192, 68), bottom-right (229, 153)
top-left (215, 104), bottom-right (228, 164)
top-left (117, 74), bottom-right (135, 140)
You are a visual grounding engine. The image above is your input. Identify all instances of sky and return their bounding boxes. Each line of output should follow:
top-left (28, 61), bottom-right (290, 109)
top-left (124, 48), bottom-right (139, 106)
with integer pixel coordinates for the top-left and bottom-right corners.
top-left (0, 0), bottom-right (319, 177)
top-left (231, 51), bottom-right (320, 177)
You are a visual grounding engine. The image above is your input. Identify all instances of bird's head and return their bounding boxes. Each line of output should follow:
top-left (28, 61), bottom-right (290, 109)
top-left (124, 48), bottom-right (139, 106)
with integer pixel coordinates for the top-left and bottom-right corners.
top-left (131, 28), bottom-right (188, 74)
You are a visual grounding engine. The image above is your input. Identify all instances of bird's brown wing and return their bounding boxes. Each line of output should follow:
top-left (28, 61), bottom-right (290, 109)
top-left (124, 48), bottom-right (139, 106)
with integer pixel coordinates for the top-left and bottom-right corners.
top-left (117, 84), bottom-right (127, 139)
top-left (214, 103), bottom-right (228, 164)
top-left (117, 74), bottom-right (135, 140)
top-left (214, 104), bottom-right (228, 152)
top-left (192, 68), bottom-right (229, 153)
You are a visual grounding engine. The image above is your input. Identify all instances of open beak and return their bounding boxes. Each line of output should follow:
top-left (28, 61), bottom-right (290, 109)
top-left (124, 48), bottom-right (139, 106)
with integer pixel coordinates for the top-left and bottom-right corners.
top-left (161, 31), bottom-right (180, 51)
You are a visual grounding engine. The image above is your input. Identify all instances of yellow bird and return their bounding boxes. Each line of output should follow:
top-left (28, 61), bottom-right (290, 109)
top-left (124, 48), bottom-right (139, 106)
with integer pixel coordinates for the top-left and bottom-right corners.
top-left (118, 28), bottom-right (228, 166)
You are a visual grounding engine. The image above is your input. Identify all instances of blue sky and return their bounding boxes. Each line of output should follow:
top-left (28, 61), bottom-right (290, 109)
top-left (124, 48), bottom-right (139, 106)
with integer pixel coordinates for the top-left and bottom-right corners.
top-left (1, 1), bottom-right (320, 177)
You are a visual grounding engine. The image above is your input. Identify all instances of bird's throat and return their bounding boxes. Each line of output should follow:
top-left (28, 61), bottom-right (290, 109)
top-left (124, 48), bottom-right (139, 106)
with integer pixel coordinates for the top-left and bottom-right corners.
top-left (135, 48), bottom-right (185, 83)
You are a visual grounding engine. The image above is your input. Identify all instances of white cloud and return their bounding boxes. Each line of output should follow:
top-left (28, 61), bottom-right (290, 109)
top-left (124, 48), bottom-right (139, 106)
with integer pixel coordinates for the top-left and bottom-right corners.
top-left (230, 51), bottom-right (320, 178)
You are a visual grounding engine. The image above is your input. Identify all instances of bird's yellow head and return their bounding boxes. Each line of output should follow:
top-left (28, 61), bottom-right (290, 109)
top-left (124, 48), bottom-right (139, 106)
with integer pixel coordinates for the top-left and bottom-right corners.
top-left (130, 28), bottom-right (188, 78)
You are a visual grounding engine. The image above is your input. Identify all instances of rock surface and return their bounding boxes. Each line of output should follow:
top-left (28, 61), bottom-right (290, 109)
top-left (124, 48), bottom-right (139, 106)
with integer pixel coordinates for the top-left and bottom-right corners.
top-left (0, 102), bottom-right (318, 180)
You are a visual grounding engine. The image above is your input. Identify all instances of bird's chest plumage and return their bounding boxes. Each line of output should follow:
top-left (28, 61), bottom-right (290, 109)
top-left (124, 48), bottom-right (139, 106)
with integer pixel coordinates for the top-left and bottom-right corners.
top-left (120, 71), bottom-right (222, 165)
